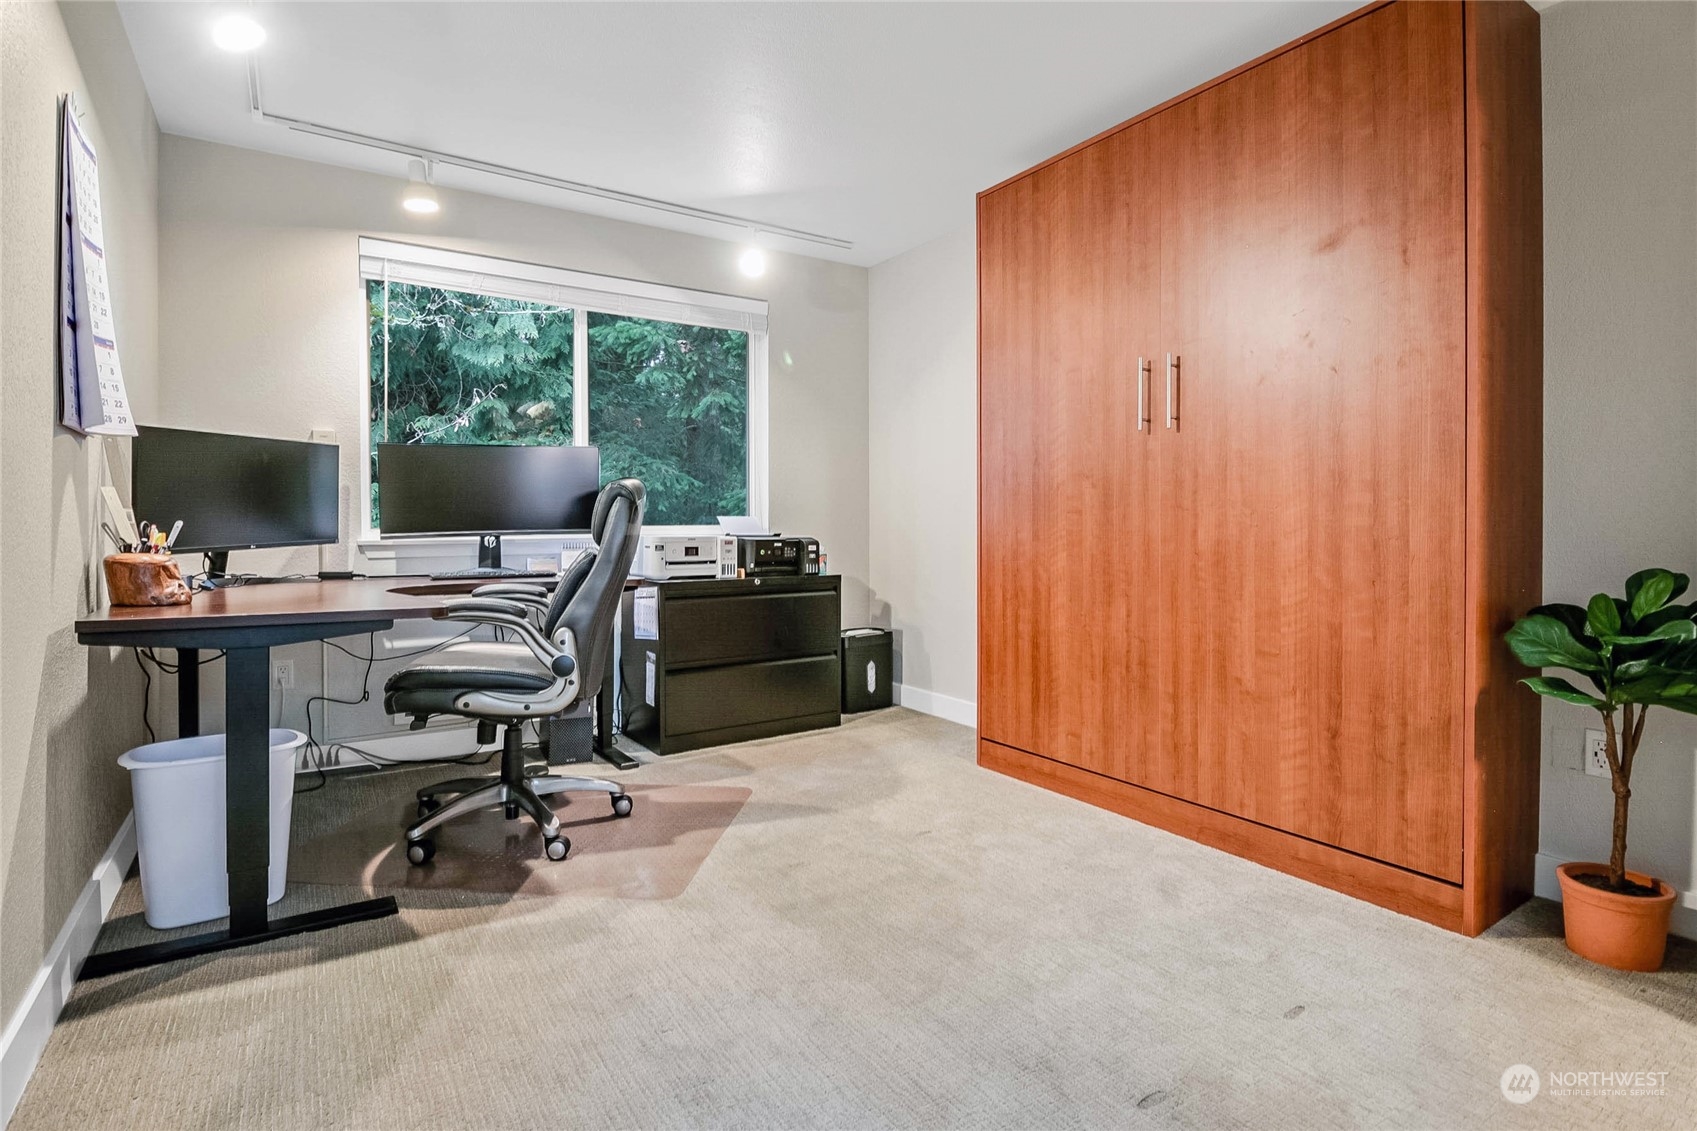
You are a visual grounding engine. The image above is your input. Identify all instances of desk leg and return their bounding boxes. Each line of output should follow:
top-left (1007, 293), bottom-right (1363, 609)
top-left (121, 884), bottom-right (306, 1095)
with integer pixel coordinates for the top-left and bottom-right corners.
top-left (224, 647), bottom-right (272, 933)
top-left (176, 648), bottom-right (200, 738)
top-left (594, 634), bottom-right (637, 771)
top-left (79, 645), bottom-right (397, 979)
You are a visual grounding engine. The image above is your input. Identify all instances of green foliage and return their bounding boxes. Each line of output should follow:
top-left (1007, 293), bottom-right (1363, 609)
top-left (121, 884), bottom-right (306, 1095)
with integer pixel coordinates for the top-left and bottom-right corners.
top-left (1506, 569), bottom-right (1696, 715)
top-left (368, 282), bottom-right (749, 527)
top-left (1508, 569), bottom-right (1696, 889)
top-left (587, 313), bottom-right (748, 526)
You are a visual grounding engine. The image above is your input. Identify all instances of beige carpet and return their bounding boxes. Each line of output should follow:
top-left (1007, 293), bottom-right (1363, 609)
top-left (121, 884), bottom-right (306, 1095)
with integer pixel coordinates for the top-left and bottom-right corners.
top-left (12, 709), bottom-right (1696, 1130)
top-left (288, 775), bottom-right (751, 900)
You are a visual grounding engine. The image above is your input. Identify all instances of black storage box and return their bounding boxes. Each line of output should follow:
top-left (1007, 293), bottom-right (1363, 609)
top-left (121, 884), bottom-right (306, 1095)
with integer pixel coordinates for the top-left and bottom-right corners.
top-left (840, 628), bottom-right (894, 713)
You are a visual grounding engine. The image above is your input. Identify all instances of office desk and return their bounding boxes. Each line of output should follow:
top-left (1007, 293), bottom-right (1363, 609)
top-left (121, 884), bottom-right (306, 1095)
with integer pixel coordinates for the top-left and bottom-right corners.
top-left (73, 576), bottom-right (629, 977)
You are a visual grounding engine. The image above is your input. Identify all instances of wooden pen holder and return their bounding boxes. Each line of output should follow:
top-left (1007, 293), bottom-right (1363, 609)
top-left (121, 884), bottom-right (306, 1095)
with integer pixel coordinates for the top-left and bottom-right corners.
top-left (104, 552), bottom-right (192, 606)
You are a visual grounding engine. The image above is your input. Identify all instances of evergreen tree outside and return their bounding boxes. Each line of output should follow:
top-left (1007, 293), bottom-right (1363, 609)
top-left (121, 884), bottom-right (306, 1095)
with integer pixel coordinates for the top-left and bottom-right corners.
top-left (368, 280), bottom-right (749, 527)
top-left (587, 312), bottom-right (748, 525)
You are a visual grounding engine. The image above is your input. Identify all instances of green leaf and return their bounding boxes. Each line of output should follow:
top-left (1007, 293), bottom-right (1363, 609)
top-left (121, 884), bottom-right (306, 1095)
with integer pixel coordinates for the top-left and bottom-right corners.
top-left (1600, 620), bottom-right (1697, 647)
top-left (1614, 658), bottom-right (1657, 680)
top-left (1636, 602), bottom-right (1696, 633)
top-left (1528, 603), bottom-right (1596, 645)
top-left (1627, 569), bottom-right (1680, 622)
top-left (1615, 671), bottom-right (1677, 702)
top-left (1505, 615), bottom-right (1605, 672)
top-left (1520, 676), bottom-right (1606, 708)
top-left (1644, 693), bottom-right (1697, 716)
top-left (1586, 593), bottom-right (1622, 638)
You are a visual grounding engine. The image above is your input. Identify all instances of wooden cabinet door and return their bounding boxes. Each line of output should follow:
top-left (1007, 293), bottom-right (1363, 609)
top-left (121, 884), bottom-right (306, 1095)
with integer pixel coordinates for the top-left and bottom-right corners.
top-left (979, 138), bottom-right (1158, 774)
top-left (979, 166), bottom-right (1062, 755)
top-left (1095, 121), bottom-right (1166, 787)
top-left (1153, 0), bottom-right (1467, 880)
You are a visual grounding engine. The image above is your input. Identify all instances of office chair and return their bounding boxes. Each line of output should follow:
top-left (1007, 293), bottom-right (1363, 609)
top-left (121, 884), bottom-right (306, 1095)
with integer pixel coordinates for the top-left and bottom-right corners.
top-left (384, 478), bottom-right (646, 864)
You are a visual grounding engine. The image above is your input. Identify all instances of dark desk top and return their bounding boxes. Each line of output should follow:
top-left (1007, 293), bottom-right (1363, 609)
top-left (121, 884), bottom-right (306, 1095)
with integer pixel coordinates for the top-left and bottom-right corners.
top-left (75, 577), bottom-right (454, 637)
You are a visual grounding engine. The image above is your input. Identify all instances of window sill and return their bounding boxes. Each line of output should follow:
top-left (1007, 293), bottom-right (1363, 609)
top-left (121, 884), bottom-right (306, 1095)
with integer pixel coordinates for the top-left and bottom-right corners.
top-left (354, 526), bottom-right (727, 562)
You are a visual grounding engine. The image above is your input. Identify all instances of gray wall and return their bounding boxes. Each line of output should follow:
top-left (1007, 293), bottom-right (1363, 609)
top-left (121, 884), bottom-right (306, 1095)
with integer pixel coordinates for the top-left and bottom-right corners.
top-left (0, 0), bottom-right (160, 1020)
top-left (868, 225), bottom-right (977, 713)
top-left (156, 136), bottom-right (869, 741)
top-left (1537, 0), bottom-right (1696, 921)
top-left (864, 0), bottom-right (1697, 926)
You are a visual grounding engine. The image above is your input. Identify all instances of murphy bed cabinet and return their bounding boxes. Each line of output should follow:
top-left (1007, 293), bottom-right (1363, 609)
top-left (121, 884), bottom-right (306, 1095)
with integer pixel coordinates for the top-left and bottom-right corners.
top-left (976, 0), bottom-right (1542, 934)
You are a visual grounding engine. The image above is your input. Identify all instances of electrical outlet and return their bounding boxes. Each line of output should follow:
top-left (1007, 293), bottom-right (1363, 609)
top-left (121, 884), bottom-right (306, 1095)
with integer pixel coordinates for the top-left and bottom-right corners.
top-left (272, 660), bottom-right (295, 690)
top-left (1584, 728), bottom-right (1610, 778)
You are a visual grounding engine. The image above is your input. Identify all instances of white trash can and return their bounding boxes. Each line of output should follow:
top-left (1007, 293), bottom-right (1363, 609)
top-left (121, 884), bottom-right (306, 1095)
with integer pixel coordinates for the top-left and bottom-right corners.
top-left (118, 729), bottom-right (305, 929)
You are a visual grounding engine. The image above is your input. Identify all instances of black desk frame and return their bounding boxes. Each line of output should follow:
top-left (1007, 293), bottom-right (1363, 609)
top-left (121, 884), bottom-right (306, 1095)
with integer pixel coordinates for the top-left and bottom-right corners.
top-left (78, 620), bottom-right (400, 979)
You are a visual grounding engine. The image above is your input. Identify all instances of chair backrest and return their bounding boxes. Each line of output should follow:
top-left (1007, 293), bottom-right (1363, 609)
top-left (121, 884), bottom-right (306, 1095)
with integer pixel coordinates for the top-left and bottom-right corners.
top-left (542, 549), bottom-right (595, 636)
top-left (551, 478), bottom-right (645, 695)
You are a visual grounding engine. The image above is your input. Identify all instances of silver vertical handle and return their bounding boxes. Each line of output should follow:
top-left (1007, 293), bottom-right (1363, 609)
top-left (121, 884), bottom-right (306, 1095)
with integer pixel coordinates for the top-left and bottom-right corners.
top-left (1166, 353), bottom-right (1179, 430)
top-left (1137, 357), bottom-right (1151, 432)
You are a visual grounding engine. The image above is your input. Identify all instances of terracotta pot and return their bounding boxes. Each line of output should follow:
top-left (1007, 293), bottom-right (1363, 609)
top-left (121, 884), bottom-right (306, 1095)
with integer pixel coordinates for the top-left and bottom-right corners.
top-left (1556, 862), bottom-right (1677, 972)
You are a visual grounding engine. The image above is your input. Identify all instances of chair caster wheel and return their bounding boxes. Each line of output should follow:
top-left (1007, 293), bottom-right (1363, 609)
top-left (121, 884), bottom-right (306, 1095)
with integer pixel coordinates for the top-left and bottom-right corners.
top-left (504, 802), bottom-right (520, 821)
top-left (416, 797), bottom-right (440, 819)
top-left (406, 838), bottom-right (436, 866)
top-left (611, 794), bottom-right (633, 818)
top-left (544, 836), bottom-right (570, 861)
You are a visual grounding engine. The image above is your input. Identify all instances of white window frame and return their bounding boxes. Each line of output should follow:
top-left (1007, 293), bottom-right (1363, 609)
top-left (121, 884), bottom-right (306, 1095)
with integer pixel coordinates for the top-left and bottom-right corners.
top-left (356, 239), bottom-right (769, 552)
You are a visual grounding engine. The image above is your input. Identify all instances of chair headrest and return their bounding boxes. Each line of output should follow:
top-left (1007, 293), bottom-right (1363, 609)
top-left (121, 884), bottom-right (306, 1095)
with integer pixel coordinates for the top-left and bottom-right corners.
top-left (592, 478), bottom-right (646, 544)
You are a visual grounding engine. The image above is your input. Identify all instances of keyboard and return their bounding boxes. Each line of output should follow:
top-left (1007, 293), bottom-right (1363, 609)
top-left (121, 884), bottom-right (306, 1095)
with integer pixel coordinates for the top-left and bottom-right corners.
top-left (429, 567), bottom-right (560, 581)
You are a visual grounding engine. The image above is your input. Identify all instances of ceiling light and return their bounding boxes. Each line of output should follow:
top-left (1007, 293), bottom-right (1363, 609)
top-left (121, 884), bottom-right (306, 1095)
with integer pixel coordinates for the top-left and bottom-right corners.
top-left (738, 247), bottom-right (767, 278)
top-left (401, 159), bottom-right (440, 215)
top-left (211, 14), bottom-right (267, 53)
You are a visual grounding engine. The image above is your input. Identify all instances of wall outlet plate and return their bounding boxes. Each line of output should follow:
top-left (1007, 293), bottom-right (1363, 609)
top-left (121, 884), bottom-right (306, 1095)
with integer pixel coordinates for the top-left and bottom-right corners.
top-left (1584, 728), bottom-right (1610, 778)
top-left (272, 659), bottom-right (295, 690)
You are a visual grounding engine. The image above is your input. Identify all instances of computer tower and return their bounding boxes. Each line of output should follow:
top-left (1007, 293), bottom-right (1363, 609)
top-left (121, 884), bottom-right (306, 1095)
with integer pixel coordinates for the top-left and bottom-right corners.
top-left (540, 702), bottom-right (594, 765)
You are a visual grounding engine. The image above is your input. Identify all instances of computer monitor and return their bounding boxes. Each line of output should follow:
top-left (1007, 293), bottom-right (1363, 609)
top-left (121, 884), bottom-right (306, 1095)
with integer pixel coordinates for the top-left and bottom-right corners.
top-left (132, 425), bottom-right (339, 577)
top-left (377, 443), bottom-right (601, 569)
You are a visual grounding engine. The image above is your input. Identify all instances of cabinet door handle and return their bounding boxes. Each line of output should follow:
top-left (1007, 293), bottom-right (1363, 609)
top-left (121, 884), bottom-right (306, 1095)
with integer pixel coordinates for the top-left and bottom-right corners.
top-left (1137, 356), bottom-right (1151, 432)
top-left (1166, 353), bottom-right (1180, 430)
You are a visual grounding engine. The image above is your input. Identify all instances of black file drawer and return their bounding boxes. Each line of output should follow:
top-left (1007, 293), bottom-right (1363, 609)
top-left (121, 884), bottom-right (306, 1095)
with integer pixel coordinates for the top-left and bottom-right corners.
top-left (664, 592), bottom-right (839, 667)
top-left (665, 656), bottom-right (840, 736)
top-left (620, 575), bottom-right (842, 754)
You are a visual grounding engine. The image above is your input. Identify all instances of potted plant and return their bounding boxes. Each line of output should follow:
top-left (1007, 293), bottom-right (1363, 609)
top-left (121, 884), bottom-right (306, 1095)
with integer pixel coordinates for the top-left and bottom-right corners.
top-left (1506, 568), bottom-right (1696, 971)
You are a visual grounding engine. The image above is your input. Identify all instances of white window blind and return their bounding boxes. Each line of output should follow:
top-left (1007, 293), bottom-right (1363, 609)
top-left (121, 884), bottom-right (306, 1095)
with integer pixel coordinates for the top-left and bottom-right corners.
top-left (357, 238), bottom-right (768, 334)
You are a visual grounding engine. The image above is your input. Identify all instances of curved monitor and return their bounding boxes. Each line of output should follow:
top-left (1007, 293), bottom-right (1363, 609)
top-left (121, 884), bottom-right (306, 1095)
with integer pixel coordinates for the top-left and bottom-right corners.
top-left (377, 443), bottom-right (600, 536)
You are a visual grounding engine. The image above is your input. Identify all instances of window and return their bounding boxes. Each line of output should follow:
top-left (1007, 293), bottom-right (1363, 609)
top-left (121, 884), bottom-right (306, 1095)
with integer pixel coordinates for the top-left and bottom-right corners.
top-left (588, 314), bottom-right (748, 525)
top-left (360, 239), bottom-right (767, 532)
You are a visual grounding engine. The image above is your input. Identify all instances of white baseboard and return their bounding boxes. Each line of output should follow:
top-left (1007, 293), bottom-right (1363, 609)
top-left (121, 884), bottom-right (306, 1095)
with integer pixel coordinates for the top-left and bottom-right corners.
top-left (893, 684), bottom-right (977, 728)
top-left (1534, 851), bottom-right (1697, 942)
top-left (1, 813), bottom-right (136, 1126)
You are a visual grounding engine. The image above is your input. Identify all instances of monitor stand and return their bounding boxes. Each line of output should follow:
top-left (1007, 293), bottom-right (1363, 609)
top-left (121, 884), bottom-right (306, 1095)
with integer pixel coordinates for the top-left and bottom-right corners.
top-left (198, 550), bottom-right (302, 588)
top-left (477, 534), bottom-right (505, 571)
top-left (202, 549), bottom-right (237, 588)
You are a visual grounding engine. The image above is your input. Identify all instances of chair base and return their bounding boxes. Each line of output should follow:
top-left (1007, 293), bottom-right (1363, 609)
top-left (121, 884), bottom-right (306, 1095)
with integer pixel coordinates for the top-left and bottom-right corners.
top-left (403, 725), bottom-right (632, 863)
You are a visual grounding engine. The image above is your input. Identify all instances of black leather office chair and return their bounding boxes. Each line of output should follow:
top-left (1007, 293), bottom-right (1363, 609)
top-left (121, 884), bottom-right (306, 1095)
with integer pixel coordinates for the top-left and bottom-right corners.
top-left (384, 478), bottom-right (646, 864)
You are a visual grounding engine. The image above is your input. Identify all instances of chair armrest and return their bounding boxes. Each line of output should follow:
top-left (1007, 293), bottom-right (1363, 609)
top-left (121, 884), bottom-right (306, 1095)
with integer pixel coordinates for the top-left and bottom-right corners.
top-left (439, 599), bottom-right (576, 678)
top-left (442, 596), bottom-right (534, 619)
top-left (472, 583), bottom-right (548, 599)
top-left (469, 584), bottom-right (550, 614)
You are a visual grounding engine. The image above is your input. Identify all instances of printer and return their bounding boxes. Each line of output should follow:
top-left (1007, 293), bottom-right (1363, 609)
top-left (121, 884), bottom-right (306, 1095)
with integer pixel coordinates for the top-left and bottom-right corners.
top-left (638, 534), bottom-right (738, 580)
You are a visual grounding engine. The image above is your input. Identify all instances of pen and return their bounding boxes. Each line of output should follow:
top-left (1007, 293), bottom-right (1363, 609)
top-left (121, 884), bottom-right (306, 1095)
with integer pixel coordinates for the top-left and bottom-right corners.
top-left (166, 520), bottom-right (183, 549)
